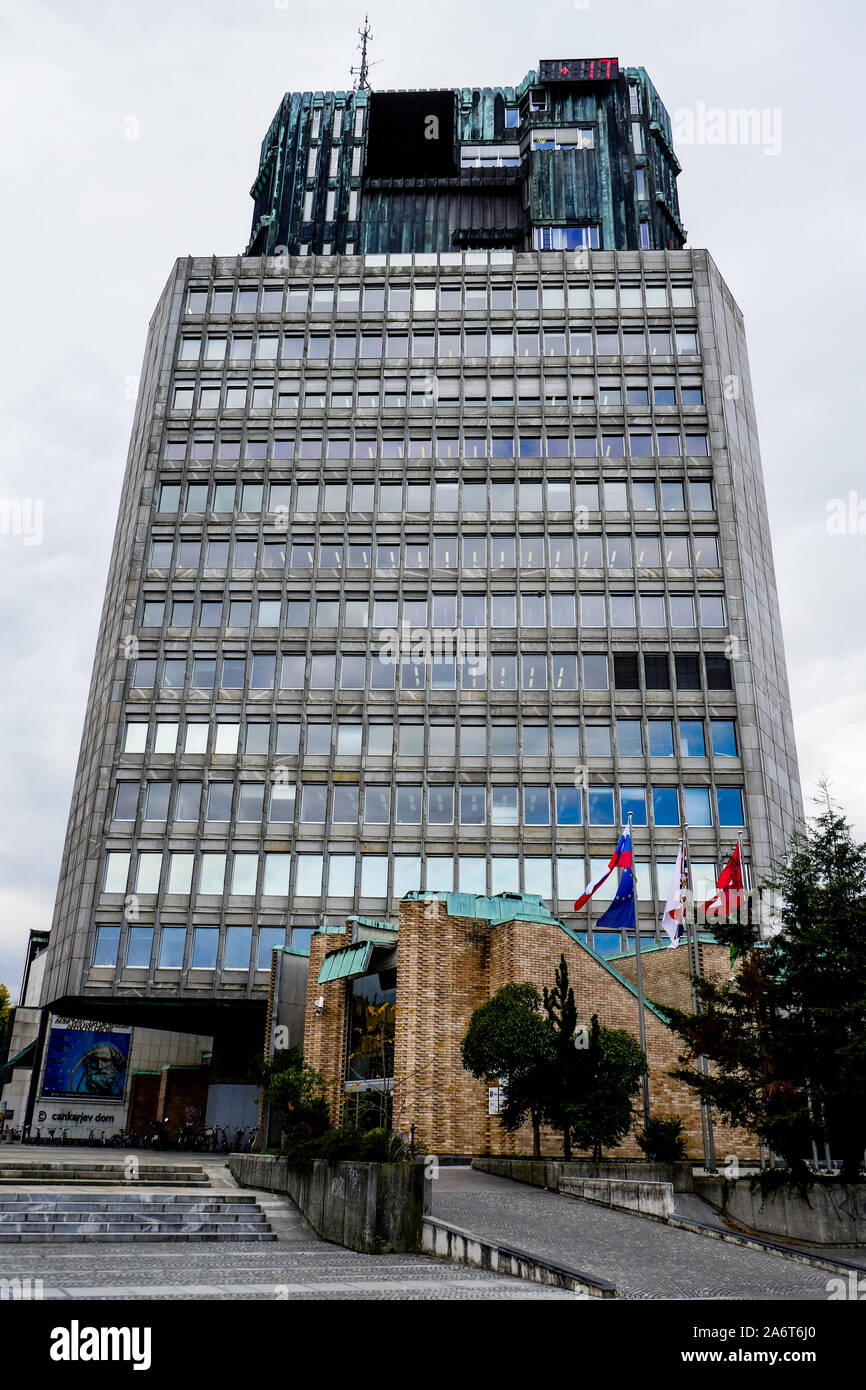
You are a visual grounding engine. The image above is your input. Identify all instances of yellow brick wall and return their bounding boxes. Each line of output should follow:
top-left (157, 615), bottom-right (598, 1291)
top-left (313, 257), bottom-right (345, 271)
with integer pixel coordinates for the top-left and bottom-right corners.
top-left (614, 940), bottom-right (731, 1014)
top-left (306, 905), bottom-right (757, 1161)
top-left (392, 898), bottom-right (495, 1153)
top-left (303, 927), bottom-right (350, 1122)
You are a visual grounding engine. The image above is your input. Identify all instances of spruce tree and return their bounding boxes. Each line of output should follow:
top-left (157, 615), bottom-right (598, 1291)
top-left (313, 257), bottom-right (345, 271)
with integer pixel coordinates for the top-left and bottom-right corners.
top-left (667, 790), bottom-right (866, 1180)
top-left (543, 955), bottom-right (647, 1160)
top-left (543, 955), bottom-right (579, 1158)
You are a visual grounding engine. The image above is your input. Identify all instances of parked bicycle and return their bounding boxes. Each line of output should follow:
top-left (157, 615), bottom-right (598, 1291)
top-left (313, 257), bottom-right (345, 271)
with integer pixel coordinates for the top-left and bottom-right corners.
top-left (176, 1122), bottom-right (202, 1151)
top-left (106, 1129), bottom-right (138, 1148)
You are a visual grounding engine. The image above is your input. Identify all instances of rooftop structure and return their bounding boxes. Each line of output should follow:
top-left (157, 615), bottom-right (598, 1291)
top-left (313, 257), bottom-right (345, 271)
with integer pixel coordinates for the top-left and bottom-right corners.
top-left (247, 60), bottom-right (684, 257)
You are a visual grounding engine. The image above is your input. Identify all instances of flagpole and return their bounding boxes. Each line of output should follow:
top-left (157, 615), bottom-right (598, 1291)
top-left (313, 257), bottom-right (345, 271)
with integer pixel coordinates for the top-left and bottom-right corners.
top-left (683, 827), bottom-right (709, 1167)
top-left (736, 834), bottom-right (744, 939)
top-left (628, 812), bottom-right (651, 1131)
top-left (688, 826), bottom-right (716, 1173)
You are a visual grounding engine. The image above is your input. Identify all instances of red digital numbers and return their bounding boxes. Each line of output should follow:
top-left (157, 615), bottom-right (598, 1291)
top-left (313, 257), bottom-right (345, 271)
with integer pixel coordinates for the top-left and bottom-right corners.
top-left (541, 58), bottom-right (619, 83)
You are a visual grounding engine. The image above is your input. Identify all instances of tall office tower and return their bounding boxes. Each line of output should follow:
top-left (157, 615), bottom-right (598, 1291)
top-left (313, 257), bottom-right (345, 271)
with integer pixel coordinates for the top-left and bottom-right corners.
top-left (42, 60), bottom-right (801, 1113)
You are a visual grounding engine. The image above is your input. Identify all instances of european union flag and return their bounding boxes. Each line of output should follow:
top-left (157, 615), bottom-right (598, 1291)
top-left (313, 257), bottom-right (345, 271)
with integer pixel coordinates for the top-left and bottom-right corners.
top-left (597, 866), bottom-right (636, 930)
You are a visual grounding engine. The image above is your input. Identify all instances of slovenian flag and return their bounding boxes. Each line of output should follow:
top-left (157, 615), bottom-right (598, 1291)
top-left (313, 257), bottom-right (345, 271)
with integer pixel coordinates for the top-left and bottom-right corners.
top-left (574, 829), bottom-right (632, 911)
top-left (597, 863), bottom-right (636, 929)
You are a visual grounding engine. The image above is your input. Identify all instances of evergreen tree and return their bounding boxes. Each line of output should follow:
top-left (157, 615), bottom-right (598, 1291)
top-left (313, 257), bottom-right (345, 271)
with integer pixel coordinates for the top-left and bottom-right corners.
top-left (665, 939), bottom-right (813, 1176)
top-left (566, 1015), bottom-right (648, 1160)
top-left (667, 790), bottom-right (866, 1180)
top-left (769, 792), bottom-right (866, 1179)
top-left (542, 955), bottom-right (579, 1158)
top-left (542, 956), bottom-right (647, 1159)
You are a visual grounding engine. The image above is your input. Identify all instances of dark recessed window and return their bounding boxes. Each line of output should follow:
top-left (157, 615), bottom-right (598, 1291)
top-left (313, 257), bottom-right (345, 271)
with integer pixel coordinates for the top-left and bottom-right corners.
top-left (644, 653), bottom-right (670, 689)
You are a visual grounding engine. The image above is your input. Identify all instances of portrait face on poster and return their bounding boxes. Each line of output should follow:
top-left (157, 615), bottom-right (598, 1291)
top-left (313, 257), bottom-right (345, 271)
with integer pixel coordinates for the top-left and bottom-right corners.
top-left (41, 1024), bottom-right (131, 1099)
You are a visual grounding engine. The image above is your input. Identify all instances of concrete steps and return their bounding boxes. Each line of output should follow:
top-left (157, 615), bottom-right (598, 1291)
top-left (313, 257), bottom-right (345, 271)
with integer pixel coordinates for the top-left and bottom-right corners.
top-left (0, 1192), bottom-right (276, 1243)
top-left (0, 1162), bottom-right (210, 1187)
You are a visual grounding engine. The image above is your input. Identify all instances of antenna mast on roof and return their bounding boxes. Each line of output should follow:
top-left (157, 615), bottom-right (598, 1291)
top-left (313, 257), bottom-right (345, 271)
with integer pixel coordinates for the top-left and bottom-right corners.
top-left (350, 15), bottom-right (378, 92)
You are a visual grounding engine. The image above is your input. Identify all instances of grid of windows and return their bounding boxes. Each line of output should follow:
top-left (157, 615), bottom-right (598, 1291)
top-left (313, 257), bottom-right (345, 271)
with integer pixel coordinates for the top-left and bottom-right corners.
top-left (96, 254), bottom-right (748, 976)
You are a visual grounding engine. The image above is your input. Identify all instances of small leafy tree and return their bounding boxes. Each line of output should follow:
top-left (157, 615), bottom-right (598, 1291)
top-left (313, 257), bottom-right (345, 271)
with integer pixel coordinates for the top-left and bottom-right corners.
top-left (460, 983), bottom-right (554, 1158)
top-left (260, 1047), bottom-right (330, 1150)
top-left (462, 964), bottom-right (648, 1160)
top-left (637, 1115), bottom-right (687, 1163)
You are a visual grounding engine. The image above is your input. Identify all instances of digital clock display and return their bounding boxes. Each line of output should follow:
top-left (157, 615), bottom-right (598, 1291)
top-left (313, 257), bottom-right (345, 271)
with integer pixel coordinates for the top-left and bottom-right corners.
top-left (539, 58), bottom-right (619, 83)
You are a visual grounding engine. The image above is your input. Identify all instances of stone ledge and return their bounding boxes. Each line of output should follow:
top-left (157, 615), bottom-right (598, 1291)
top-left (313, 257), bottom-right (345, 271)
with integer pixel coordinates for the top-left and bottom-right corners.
top-left (473, 1155), bottom-right (694, 1192)
top-left (422, 1215), bottom-right (616, 1298)
top-left (559, 1176), bottom-right (675, 1218)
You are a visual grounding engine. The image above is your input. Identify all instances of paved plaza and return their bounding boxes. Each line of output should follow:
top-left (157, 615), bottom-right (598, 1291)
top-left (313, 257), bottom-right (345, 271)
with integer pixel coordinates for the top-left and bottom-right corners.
top-left (0, 1148), bottom-right (859, 1300)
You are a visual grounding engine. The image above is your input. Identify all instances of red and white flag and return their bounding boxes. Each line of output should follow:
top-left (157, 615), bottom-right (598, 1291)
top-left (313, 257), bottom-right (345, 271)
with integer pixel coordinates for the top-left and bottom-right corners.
top-left (662, 837), bottom-right (689, 947)
top-left (704, 842), bottom-right (744, 921)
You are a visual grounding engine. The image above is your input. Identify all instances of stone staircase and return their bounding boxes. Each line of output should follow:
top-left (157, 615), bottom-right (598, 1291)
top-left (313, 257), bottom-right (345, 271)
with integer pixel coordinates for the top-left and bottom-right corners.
top-left (0, 1192), bottom-right (277, 1242)
top-left (0, 1161), bottom-right (210, 1187)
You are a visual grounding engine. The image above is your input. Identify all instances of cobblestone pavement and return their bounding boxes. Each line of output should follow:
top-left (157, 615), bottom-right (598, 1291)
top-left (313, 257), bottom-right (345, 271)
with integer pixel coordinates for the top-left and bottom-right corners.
top-left (431, 1167), bottom-right (847, 1300)
top-left (0, 1244), bottom-right (578, 1300)
top-left (0, 1246), bottom-right (580, 1299)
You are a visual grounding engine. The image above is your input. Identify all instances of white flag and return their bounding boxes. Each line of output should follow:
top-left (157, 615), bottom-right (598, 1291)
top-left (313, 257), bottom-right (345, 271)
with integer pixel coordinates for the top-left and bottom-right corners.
top-left (662, 839), bottom-right (689, 947)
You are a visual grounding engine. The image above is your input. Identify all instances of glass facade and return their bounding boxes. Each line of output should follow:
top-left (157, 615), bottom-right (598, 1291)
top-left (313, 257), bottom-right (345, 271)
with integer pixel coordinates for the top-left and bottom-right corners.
top-left (346, 970), bottom-right (397, 1083)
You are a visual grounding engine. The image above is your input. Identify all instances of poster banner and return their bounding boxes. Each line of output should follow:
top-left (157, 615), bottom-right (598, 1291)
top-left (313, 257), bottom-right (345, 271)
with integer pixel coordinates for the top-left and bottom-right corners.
top-left (41, 1016), bottom-right (132, 1100)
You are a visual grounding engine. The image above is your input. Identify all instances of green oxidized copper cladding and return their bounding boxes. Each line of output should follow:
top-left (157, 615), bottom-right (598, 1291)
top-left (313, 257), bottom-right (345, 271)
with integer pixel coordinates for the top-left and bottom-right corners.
top-left (245, 64), bottom-right (685, 257)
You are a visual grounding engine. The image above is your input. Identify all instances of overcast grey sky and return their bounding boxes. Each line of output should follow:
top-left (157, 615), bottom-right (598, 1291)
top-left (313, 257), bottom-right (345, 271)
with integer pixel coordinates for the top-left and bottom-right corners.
top-left (1, 0), bottom-right (863, 995)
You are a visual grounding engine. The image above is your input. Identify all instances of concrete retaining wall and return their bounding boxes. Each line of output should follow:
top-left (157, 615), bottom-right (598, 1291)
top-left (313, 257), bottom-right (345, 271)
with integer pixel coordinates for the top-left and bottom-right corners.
top-left (559, 1176), bottom-right (675, 1218)
top-left (229, 1153), bottom-right (429, 1253)
top-left (473, 1156), bottom-right (694, 1193)
top-left (695, 1177), bottom-right (866, 1247)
